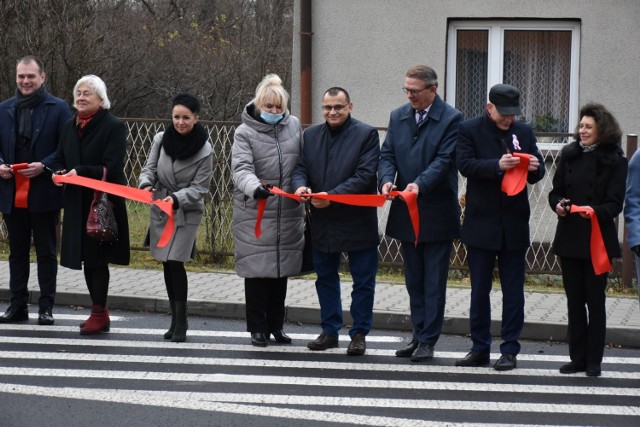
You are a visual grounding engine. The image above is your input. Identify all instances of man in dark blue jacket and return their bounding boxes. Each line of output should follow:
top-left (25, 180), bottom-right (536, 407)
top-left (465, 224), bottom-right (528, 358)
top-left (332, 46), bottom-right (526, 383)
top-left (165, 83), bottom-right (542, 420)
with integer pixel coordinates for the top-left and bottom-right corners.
top-left (379, 65), bottom-right (463, 362)
top-left (292, 87), bottom-right (380, 356)
top-left (456, 84), bottom-right (545, 371)
top-left (0, 56), bottom-right (72, 325)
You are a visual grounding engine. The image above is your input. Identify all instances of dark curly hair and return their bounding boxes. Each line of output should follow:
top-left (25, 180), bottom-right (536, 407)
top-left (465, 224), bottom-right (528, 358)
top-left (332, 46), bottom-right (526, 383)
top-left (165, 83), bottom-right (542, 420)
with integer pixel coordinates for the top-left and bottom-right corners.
top-left (573, 103), bottom-right (622, 146)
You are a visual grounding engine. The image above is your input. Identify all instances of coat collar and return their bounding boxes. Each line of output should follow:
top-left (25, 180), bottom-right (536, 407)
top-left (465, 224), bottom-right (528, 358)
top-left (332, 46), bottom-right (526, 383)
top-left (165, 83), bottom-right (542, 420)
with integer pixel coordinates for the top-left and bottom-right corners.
top-left (400, 94), bottom-right (446, 123)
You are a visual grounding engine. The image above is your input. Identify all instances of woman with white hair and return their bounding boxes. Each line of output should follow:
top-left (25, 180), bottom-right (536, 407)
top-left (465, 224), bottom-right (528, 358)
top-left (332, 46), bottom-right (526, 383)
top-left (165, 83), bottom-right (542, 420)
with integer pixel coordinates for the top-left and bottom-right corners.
top-left (52, 75), bottom-right (130, 335)
top-left (232, 73), bottom-right (304, 346)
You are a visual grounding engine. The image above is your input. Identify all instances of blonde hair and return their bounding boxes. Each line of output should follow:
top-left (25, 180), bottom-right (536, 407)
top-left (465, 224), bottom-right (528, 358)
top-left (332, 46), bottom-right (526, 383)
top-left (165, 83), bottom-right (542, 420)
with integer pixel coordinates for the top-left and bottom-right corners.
top-left (253, 73), bottom-right (289, 110)
top-left (73, 75), bottom-right (111, 109)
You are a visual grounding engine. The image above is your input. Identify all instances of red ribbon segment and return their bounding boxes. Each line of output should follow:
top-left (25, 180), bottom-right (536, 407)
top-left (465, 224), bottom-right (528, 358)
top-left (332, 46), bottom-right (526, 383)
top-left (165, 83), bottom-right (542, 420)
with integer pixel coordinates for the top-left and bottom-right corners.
top-left (10, 163), bottom-right (30, 208)
top-left (53, 174), bottom-right (174, 248)
top-left (254, 186), bottom-right (420, 245)
top-left (569, 204), bottom-right (612, 275)
top-left (501, 153), bottom-right (530, 196)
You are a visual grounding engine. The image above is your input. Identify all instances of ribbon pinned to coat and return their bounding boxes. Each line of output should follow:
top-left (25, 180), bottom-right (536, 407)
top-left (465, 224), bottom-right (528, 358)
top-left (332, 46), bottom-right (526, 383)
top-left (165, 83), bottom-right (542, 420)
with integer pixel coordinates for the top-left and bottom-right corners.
top-left (9, 163), bottom-right (30, 208)
top-left (569, 204), bottom-right (612, 275)
top-left (501, 153), bottom-right (531, 196)
top-left (254, 185), bottom-right (420, 245)
top-left (52, 174), bottom-right (175, 247)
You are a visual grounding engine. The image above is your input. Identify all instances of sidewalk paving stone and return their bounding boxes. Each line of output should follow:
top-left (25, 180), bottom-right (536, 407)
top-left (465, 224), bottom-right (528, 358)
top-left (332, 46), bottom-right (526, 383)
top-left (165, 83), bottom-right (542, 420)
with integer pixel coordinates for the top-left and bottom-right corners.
top-left (0, 260), bottom-right (638, 347)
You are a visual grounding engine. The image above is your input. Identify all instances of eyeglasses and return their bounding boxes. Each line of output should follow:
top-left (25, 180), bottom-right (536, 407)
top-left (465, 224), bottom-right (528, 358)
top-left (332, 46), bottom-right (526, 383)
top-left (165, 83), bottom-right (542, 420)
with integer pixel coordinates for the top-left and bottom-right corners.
top-left (321, 104), bottom-right (349, 112)
top-left (402, 86), bottom-right (431, 96)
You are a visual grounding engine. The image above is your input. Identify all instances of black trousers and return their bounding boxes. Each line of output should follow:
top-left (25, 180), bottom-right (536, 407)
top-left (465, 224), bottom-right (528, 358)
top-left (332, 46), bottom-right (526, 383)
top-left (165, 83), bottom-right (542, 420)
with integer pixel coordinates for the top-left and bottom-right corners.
top-left (244, 277), bottom-right (287, 333)
top-left (84, 265), bottom-right (110, 307)
top-left (163, 260), bottom-right (188, 302)
top-left (559, 257), bottom-right (607, 367)
top-left (3, 209), bottom-right (59, 312)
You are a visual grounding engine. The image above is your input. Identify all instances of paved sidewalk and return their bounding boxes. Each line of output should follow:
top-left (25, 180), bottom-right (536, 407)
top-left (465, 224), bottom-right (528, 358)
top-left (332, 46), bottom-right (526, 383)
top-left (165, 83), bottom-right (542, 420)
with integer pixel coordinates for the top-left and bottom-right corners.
top-left (0, 260), bottom-right (638, 347)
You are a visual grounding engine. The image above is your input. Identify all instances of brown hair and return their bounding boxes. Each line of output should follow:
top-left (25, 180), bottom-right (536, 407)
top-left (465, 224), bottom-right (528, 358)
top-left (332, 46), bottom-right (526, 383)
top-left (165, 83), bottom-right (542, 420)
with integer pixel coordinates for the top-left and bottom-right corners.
top-left (574, 103), bottom-right (622, 146)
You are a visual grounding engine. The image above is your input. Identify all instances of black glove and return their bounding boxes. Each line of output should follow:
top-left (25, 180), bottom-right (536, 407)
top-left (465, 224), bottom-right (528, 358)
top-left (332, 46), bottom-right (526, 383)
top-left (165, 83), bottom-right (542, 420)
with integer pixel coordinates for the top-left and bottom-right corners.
top-left (631, 246), bottom-right (640, 257)
top-left (253, 184), bottom-right (273, 199)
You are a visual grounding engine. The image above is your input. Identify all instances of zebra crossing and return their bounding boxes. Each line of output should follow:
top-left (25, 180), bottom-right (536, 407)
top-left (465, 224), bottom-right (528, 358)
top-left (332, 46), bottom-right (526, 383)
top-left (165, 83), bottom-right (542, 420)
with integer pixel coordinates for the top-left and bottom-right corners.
top-left (1, 311), bottom-right (639, 426)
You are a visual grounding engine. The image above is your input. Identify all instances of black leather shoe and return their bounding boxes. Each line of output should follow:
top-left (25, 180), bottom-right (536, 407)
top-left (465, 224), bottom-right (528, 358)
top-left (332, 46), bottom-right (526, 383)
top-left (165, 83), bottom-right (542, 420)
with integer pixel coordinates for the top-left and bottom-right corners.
top-left (250, 332), bottom-right (268, 347)
top-left (0, 305), bottom-right (29, 323)
top-left (494, 354), bottom-right (517, 371)
top-left (559, 361), bottom-right (586, 374)
top-left (455, 350), bottom-right (490, 367)
top-left (268, 330), bottom-right (292, 344)
top-left (410, 343), bottom-right (434, 362)
top-left (38, 307), bottom-right (55, 326)
top-left (395, 339), bottom-right (419, 357)
top-left (347, 333), bottom-right (366, 356)
top-left (586, 364), bottom-right (602, 377)
top-left (307, 332), bottom-right (339, 351)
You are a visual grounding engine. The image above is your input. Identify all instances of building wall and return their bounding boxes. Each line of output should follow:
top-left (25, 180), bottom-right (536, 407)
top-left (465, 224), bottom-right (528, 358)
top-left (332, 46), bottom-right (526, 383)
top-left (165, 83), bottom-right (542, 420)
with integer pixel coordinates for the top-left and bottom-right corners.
top-left (291, 0), bottom-right (640, 139)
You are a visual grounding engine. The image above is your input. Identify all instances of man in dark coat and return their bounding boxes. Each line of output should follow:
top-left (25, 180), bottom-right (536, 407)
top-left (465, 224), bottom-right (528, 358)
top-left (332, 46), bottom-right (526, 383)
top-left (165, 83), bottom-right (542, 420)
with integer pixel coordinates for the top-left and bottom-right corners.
top-left (292, 87), bottom-right (380, 356)
top-left (456, 84), bottom-right (545, 371)
top-left (379, 65), bottom-right (463, 362)
top-left (0, 55), bottom-right (72, 325)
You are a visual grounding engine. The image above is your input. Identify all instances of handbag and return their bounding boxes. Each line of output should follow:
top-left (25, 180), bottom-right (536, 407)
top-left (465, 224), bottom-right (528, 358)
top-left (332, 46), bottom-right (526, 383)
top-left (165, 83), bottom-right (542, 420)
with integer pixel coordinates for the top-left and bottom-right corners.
top-left (299, 205), bottom-right (314, 275)
top-left (86, 166), bottom-right (118, 244)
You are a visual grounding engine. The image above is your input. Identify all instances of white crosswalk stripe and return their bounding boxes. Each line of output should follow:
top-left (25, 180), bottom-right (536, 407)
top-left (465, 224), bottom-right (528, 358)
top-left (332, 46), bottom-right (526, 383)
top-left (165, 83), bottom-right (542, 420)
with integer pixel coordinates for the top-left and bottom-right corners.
top-left (1, 315), bottom-right (639, 426)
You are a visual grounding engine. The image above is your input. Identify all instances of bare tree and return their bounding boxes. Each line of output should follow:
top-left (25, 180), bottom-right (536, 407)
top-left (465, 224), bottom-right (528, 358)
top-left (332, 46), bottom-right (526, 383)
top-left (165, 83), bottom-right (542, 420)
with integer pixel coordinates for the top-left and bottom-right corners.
top-left (0, 0), bottom-right (294, 120)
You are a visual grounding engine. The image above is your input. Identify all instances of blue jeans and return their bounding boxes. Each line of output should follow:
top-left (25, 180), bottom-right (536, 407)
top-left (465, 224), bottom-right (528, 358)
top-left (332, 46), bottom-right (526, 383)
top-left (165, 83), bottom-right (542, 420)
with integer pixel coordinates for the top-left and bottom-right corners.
top-left (401, 240), bottom-right (452, 346)
top-left (467, 245), bottom-right (525, 356)
top-left (312, 247), bottom-right (378, 338)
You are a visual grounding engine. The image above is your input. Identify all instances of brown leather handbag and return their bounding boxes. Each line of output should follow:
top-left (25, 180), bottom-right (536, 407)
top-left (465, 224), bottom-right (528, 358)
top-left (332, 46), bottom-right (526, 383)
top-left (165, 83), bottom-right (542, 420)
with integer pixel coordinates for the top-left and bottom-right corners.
top-left (86, 166), bottom-right (118, 244)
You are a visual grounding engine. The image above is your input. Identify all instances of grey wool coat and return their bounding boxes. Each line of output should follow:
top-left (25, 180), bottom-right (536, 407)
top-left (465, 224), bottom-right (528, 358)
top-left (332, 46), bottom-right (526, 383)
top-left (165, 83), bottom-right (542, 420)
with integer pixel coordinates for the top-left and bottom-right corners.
top-left (232, 103), bottom-right (304, 278)
top-left (138, 131), bottom-right (213, 262)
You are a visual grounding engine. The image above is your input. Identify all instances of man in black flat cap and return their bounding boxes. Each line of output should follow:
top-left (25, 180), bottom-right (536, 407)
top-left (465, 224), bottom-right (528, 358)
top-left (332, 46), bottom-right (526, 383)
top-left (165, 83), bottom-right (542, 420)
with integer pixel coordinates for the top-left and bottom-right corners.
top-left (455, 84), bottom-right (545, 371)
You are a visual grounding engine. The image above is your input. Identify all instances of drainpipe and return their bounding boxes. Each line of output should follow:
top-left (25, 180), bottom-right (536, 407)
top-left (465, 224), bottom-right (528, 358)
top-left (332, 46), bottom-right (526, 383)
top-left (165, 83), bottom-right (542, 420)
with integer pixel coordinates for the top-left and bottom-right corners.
top-left (300, 0), bottom-right (312, 126)
top-left (622, 133), bottom-right (638, 291)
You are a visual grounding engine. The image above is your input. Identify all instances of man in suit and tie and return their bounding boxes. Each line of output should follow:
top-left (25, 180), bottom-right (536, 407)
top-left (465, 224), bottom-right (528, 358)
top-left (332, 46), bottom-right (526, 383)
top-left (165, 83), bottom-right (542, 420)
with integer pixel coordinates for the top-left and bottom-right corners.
top-left (379, 65), bottom-right (464, 362)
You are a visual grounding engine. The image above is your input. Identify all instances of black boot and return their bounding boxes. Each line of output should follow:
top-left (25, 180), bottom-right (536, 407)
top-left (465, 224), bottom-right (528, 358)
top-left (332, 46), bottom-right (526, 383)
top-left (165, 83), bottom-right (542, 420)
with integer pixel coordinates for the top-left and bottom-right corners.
top-left (164, 301), bottom-right (176, 339)
top-left (171, 302), bottom-right (188, 343)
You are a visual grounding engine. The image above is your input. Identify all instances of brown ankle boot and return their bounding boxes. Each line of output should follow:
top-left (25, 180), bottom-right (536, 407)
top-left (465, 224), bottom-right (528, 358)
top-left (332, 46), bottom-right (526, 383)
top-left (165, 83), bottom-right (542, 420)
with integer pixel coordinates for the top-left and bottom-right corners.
top-left (80, 305), bottom-right (110, 335)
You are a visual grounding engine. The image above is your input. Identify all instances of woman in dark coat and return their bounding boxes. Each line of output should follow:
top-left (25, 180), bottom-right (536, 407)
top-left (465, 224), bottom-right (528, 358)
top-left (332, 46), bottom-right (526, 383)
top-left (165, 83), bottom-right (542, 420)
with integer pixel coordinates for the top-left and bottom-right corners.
top-left (548, 103), bottom-right (627, 377)
top-left (52, 75), bottom-right (130, 335)
top-left (138, 93), bottom-right (213, 342)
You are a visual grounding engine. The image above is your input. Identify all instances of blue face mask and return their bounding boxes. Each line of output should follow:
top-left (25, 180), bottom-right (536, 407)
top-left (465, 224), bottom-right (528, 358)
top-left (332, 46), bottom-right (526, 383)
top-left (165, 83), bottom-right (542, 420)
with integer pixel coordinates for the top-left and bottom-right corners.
top-left (260, 111), bottom-right (284, 125)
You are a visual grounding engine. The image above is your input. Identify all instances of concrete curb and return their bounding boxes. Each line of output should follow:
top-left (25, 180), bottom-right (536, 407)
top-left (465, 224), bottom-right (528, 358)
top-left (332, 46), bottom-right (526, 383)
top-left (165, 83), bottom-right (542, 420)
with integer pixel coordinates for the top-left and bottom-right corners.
top-left (4, 288), bottom-right (639, 348)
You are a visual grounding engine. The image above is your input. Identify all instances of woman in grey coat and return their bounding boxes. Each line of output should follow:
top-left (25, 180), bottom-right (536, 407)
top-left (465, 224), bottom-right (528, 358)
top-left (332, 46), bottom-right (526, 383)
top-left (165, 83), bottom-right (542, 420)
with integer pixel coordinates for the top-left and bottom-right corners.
top-left (139, 93), bottom-right (213, 342)
top-left (232, 74), bottom-right (304, 347)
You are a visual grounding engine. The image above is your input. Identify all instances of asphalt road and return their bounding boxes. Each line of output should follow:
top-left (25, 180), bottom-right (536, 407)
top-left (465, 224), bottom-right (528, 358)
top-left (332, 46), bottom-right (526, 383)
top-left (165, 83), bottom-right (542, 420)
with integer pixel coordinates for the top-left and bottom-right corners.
top-left (0, 307), bottom-right (639, 426)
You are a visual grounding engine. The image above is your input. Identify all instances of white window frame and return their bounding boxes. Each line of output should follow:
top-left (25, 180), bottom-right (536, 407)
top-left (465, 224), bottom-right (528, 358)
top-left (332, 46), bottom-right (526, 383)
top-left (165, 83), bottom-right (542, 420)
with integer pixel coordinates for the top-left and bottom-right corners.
top-left (445, 20), bottom-right (581, 132)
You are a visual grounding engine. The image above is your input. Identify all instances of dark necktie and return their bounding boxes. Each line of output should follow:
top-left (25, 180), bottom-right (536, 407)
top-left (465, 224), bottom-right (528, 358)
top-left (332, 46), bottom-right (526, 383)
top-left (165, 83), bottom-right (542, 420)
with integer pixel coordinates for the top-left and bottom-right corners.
top-left (416, 109), bottom-right (426, 127)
